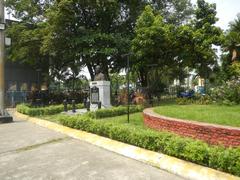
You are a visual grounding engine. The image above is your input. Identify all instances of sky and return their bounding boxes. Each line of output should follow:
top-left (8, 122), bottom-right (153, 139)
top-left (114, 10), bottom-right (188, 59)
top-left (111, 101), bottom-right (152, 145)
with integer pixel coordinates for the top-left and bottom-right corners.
top-left (191, 0), bottom-right (240, 30)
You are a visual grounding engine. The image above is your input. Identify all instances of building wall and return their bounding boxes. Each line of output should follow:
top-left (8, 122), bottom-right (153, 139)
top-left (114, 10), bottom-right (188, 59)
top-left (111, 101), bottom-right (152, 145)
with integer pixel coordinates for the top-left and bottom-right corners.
top-left (4, 61), bottom-right (43, 106)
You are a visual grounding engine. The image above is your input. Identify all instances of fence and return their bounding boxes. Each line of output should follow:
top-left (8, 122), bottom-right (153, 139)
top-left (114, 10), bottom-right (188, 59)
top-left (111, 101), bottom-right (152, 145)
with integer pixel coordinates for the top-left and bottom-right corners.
top-left (5, 91), bottom-right (29, 107)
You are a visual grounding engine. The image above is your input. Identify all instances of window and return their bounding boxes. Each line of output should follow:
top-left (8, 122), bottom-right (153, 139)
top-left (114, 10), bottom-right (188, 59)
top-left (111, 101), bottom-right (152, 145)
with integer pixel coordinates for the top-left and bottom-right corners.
top-left (20, 83), bottom-right (28, 91)
top-left (8, 82), bottom-right (17, 91)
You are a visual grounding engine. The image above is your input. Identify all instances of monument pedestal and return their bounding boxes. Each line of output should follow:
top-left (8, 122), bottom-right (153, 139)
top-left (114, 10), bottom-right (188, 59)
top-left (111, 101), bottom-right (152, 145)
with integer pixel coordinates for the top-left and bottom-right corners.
top-left (90, 81), bottom-right (111, 111)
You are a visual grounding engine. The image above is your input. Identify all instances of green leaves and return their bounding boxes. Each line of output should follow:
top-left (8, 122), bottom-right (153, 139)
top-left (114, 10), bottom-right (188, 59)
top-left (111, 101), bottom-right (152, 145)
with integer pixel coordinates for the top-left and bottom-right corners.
top-left (16, 103), bottom-right (84, 116)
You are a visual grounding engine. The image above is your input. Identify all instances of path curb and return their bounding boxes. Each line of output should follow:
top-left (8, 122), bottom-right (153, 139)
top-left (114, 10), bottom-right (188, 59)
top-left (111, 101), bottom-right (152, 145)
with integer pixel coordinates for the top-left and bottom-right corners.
top-left (14, 111), bottom-right (240, 180)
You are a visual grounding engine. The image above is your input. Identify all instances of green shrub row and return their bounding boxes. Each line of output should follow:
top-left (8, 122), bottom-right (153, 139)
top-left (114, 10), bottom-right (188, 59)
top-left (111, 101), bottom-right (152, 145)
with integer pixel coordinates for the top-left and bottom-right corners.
top-left (16, 103), bottom-right (84, 116)
top-left (86, 105), bottom-right (143, 119)
top-left (176, 94), bottom-right (213, 105)
top-left (53, 114), bottom-right (240, 176)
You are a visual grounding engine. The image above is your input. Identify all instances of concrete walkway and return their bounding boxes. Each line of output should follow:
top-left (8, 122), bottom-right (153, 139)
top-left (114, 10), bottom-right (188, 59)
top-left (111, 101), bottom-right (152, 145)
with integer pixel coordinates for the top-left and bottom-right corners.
top-left (0, 115), bottom-right (184, 180)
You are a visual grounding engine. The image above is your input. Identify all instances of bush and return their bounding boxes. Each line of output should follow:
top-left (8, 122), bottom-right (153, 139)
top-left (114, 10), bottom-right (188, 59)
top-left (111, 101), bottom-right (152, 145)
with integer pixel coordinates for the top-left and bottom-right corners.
top-left (51, 114), bottom-right (240, 176)
top-left (176, 94), bottom-right (212, 105)
top-left (210, 78), bottom-right (240, 104)
top-left (16, 103), bottom-right (84, 116)
top-left (86, 105), bottom-right (143, 119)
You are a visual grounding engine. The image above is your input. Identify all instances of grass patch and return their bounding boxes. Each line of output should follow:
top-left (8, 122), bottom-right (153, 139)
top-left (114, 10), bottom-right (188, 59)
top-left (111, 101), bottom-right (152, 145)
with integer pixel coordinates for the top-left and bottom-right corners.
top-left (154, 104), bottom-right (240, 127)
top-left (99, 113), bottom-right (144, 127)
top-left (41, 112), bottom-right (145, 129)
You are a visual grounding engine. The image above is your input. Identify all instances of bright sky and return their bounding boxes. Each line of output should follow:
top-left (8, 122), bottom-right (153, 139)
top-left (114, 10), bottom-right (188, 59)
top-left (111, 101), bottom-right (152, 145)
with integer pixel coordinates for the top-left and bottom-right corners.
top-left (191, 0), bottom-right (240, 30)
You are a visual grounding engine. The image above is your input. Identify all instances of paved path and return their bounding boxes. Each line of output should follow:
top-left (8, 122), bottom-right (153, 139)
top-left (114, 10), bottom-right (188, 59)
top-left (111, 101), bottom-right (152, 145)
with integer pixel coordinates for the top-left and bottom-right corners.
top-left (0, 114), bottom-right (184, 180)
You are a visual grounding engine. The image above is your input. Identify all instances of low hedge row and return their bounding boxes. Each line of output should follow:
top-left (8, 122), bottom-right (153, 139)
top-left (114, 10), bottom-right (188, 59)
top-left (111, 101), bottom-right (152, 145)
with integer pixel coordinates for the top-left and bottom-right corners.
top-left (16, 104), bottom-right (143, 117)
top-left (86, 105), bottom-right (143, 119)
top-left (52, 114), bottom-right (240, 176)
top-left (16, 103), bottom-right (84, 116)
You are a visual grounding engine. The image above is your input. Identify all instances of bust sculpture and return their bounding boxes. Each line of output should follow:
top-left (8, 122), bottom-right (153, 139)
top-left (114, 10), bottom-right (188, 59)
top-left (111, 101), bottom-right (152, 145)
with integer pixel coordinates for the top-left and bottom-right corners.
top-left (94, 65), bottom-right (106, 81)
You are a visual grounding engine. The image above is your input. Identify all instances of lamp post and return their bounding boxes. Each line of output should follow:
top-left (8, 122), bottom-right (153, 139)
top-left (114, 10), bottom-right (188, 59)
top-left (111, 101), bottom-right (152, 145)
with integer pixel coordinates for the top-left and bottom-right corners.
top-left (36, 68), bottom-right (41, 90)
top-left (0, 1), bottom-right (5, 114)
top-left (122, 53), bottom-right (133, 123)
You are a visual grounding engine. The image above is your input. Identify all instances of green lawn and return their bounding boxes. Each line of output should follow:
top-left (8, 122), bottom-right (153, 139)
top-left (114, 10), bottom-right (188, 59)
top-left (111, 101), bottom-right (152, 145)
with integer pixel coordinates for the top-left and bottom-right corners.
top-left (41, 112), bottom-right (145, 128)
top-left (154, 105), bottom-right (240, 127)
top-left (99, 112), bottom-right (144, 127)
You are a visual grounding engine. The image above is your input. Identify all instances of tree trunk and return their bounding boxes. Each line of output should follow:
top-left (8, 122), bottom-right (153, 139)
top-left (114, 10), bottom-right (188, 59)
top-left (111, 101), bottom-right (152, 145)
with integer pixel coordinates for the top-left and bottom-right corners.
top-left (139, 68), bottom-right (147, 87)
top-left (86, 63), bottom-right (94, 81)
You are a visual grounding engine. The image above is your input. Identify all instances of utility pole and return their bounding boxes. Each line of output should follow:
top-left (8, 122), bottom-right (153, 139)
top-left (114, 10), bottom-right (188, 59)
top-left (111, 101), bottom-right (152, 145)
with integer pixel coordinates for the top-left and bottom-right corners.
top-left (0, 0), bottom-right (5, 115)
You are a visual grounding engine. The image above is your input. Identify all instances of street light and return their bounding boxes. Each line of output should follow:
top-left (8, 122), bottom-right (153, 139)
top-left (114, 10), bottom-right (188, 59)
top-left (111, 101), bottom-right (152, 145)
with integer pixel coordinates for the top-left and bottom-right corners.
top-left (36, 68), bottom-right (42, 90)
top-left (122, 53), bottom-right (133, 123)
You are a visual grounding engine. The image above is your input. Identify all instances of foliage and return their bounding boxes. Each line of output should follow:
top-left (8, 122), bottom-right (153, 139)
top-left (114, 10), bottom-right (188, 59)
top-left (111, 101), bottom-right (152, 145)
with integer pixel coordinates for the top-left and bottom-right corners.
top-left (17, 103), bottom-right (143, 118)
top-left (132, 5), bottom-right (177, 87)
top-left (176, 94), bottom-right (212, 105)
top-left (86, 105), bottom-right (143, 119)
top-left (131, 1), bottom-right (222, 94)
top-left (41, 113), bottom-right (240, 176)
top-left (5, 0), bottom-right (51, 77)
top-left (6, 0), bottom-right (193, 83)
top-left (229, 61), bottom-right (240, 77)
top-left (220, 14), bottom-right (240, 80)
top-left (210, 78), bottom-right (240, 105)
top-left (16, 103), bottom-right (84, 116)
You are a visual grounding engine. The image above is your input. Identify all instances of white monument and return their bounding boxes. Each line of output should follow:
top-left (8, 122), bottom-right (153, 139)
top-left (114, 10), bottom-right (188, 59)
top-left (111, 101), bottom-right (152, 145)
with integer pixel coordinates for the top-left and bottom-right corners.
top-left (90, 66), bottom-right (111, 111)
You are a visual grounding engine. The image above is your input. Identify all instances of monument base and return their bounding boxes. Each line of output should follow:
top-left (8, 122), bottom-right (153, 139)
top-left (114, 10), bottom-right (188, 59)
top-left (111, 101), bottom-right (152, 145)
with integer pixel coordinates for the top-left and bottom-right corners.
top-left (0, 110), bottom-right (13, 124)
top-left (89, 81), bottom-right (111, 111)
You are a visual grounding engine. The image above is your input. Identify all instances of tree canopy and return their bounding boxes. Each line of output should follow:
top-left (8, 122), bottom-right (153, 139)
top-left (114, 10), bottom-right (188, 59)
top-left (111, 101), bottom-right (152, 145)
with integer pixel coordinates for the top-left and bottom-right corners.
top-left (6, 0), bottom-right (193, 82)
top-left (5, 0), bottom-right (227, 95)
top-left (132, 0), bottom-right (222, 91)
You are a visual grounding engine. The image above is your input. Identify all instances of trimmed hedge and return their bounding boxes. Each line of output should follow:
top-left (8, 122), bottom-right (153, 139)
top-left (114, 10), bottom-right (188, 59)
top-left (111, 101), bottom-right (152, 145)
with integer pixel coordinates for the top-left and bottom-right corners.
top-left (51, 114), bottom-right (240, 176)
top-left (86, 105), bottom-right (143, 119)
top-left (16, 103), bottom-right (84, 116)
top-left (17, 104), bottom-right (143, 117)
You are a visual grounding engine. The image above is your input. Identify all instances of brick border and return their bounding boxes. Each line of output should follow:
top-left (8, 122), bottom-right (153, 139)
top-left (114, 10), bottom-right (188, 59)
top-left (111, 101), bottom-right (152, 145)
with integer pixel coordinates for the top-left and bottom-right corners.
top-left (143, 108), bottom-right (240, 147)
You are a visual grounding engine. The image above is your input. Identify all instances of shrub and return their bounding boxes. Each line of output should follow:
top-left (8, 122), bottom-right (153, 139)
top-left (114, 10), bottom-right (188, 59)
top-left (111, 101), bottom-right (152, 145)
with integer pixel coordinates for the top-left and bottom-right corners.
top-left (16, 103), bottom-right (84, 116)
top-left (176, 93), bottom-right (213, 105)
top-left (210, 78), bottom-right (240, 104)
top-left (50, 114), bottom-right (240, 176)
top-left (86, 105), bottom-right (143, 119)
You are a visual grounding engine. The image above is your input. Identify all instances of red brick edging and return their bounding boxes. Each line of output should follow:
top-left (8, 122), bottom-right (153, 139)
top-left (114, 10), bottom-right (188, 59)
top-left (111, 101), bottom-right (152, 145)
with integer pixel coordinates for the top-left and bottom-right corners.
top-left (143, 108), bottom-right (240, 147)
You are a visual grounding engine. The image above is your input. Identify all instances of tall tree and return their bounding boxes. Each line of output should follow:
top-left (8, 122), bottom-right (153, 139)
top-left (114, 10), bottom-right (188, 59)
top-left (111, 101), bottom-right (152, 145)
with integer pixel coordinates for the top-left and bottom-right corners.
top-left (5, 0), bottom-right (51, 71)
top-left (6, 0), bottom-right (194, 82)
top-left (132, 0), bottom-right (222, 90)
top-left (221, 14), bottom-right (240, 79)
top-left (132, 5), bottom-right (177, 87)
top-left (177, 0), bottom-right (223, 80)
